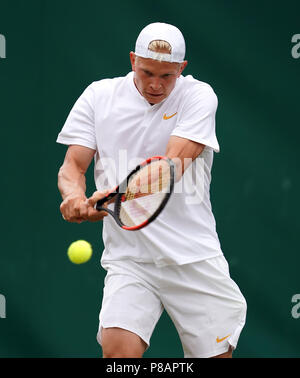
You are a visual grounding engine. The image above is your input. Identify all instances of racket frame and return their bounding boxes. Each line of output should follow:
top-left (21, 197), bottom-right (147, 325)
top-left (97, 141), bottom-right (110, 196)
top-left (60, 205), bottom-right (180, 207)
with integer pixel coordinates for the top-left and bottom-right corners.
top-left (96, 156), bottom-right (175, 230)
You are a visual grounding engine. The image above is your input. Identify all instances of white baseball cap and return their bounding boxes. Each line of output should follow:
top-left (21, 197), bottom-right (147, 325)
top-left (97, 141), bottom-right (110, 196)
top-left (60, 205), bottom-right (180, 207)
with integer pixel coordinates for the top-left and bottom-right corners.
top-left (134, 22), bottom-right (186, 63)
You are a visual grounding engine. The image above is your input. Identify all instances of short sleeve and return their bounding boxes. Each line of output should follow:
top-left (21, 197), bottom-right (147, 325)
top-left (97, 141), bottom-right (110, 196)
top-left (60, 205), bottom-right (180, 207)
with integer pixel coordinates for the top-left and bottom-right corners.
top-left (171, 84), bottom-right (220, 152)
top-left (56, 84), bottom-right (96, 150)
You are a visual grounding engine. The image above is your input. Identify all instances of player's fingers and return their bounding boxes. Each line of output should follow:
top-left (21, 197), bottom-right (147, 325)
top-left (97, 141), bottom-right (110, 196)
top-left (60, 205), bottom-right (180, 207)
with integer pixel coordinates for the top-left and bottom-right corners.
top-left (63, 208), bottom-right (81, 222)
top-left (60, 202), bottom-right (68, 219)
top-left (86, 207), bottom-right (108, 222)
top-left (78, 200), bottom-right (89, 219)
top-left (72, 217), bottom-right (84, 224)
top-left (61, 207), bottom-right (72, 222)
top-left (60, 206), bottom-right (86, 223)
top-left (87, 190), bottom-right (111, 208)
top-left (60, 196), bottom-right (87, 222)
top-left (75, 217), bottom-right (85, 224)
top-left (66, 215), bottom-right (86, 223)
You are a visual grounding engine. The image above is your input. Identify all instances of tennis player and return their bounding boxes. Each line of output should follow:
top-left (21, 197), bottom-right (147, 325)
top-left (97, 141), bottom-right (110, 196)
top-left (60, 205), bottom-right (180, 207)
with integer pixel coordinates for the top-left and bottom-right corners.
top-left (57, 22), bottom-right (247, 358)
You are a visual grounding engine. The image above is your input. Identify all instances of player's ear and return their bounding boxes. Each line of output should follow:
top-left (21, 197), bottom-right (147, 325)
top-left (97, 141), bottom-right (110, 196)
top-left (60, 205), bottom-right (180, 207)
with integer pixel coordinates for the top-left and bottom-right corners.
top-left (178, 60), bottom-right (188, 76)
top-left (130, 52), bottom-right (137, 71)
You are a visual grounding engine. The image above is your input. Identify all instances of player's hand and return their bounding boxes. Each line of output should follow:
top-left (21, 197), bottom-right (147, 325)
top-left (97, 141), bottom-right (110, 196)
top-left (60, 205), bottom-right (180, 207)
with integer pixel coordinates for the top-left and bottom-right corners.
top-left (84, 190), bottom-right (111, 222)
top-left (60, 192), bottom-right (108, 223)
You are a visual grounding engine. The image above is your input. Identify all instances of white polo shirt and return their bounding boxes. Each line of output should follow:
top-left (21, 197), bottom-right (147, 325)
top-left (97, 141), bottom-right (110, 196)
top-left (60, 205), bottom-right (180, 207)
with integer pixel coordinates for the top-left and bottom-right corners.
top-left (57, 71), bottom-right (223, 267)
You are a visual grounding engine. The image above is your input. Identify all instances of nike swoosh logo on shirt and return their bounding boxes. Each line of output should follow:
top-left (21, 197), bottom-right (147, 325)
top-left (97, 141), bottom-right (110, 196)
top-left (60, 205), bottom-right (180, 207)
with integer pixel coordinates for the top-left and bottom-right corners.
top-left (216, 335), bottom-right (230, 343)
top-left (163, 112), bottom-right (177, 120)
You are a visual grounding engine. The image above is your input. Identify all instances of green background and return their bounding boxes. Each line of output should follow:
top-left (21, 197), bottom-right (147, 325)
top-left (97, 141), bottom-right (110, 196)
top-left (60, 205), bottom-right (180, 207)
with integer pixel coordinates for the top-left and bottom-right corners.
top-left (0, 0), bottom-right (299, 357)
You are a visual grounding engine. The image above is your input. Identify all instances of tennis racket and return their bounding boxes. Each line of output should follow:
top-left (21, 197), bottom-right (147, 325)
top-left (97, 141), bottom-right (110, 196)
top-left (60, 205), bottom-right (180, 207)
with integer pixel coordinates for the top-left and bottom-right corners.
top-left (96, 156), bottom-right (175, 230)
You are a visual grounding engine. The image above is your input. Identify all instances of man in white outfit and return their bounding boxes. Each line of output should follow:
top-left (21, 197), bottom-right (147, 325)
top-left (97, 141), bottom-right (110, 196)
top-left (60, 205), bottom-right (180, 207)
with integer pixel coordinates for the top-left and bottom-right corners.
top-left (57, 22), bottom-right (247, 358)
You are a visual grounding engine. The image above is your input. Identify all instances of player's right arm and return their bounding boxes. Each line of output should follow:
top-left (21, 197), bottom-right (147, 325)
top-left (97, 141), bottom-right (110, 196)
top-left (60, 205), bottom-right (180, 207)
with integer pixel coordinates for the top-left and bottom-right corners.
top-left (58, 145), bottom-right (108, 223)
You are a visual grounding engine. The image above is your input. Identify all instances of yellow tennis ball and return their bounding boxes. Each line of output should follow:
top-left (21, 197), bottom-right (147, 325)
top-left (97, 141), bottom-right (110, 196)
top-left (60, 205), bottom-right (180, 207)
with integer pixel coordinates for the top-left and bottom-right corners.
top-left (67, 240), bottom-right (92, 264)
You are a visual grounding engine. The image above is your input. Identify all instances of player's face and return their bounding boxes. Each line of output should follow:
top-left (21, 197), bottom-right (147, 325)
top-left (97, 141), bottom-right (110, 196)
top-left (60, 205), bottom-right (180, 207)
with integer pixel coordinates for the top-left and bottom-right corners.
top-left (130, 52), bottom-right (187, 104)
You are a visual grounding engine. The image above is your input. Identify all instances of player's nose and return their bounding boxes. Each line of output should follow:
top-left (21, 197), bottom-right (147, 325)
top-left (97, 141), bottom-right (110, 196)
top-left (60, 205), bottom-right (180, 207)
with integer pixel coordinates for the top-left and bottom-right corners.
top-left (149, 77), bottom-right (162, 91)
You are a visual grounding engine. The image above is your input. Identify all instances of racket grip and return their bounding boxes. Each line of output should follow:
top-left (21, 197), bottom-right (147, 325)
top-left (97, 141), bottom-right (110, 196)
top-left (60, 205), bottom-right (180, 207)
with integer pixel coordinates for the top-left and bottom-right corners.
top-left (95, 191), bottom-right (117, 210)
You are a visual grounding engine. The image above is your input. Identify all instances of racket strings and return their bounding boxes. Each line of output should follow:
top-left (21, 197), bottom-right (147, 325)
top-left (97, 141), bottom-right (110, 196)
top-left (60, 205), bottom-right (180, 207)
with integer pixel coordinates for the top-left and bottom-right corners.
top-left (119, 161), bottom-right (171, 227)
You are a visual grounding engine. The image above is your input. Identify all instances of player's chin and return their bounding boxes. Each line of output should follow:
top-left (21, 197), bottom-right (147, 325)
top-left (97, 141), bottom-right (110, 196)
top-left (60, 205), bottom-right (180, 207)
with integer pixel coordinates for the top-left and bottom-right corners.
top-left (144, 92), bottom-right (165, 104)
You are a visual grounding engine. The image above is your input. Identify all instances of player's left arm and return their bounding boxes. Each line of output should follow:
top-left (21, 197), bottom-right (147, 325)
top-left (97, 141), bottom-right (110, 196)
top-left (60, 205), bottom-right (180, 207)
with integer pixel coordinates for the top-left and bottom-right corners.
top-left (165, 135), bottom-right (205, 181)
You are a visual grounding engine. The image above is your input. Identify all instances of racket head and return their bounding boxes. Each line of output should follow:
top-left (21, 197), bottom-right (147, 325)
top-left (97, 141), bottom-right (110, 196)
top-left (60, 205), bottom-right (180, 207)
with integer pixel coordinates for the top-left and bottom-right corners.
top-left (113, 156), bottom-right (175, 230)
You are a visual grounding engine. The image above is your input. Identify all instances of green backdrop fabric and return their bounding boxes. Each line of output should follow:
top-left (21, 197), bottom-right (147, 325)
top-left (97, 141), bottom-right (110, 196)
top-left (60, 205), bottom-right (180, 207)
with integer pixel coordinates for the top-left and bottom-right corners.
top-left (0, 0), bottom-right (299, 357)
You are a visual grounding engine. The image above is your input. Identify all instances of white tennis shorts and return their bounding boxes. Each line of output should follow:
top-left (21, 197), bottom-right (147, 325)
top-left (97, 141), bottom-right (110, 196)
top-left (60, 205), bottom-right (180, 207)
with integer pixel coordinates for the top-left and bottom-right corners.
top-left (97, 255), bottom-right (247, 358)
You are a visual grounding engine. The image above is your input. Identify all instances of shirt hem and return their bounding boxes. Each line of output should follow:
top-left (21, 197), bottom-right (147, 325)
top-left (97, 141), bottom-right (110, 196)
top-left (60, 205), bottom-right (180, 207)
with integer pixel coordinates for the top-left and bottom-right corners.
top-left (56, 136), bottom-right (96, 150)
top-left (100, 251), bottom-right (223, 268)
top-left (170, 131), bottom-right (220, 153)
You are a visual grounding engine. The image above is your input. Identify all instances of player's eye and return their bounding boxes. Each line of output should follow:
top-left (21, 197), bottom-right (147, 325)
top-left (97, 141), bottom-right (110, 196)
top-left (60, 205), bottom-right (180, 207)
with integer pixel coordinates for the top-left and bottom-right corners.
top-left (143, 70), bottom-right (153, 77)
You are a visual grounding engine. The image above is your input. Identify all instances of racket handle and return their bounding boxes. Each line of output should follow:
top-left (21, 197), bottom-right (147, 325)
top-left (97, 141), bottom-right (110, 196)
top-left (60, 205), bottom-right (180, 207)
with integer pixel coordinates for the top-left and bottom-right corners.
top-left (96, 191), bottom-right (117, 210)
top-left (96, 206), bottom-right (115, 217)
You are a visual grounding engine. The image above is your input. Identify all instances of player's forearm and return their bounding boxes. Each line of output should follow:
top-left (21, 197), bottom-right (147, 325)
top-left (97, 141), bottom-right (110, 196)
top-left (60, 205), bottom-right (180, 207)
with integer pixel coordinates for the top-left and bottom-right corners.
top-left (58, 161), bottom-right (87, 201)
top-left (165, 136), bottom-right (205, 181)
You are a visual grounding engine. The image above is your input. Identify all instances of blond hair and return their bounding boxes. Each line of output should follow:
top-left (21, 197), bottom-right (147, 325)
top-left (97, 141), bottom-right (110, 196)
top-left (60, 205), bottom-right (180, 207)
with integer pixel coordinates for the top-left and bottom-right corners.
top-left (134, 39), bottom-right (179, 64)
top-left (148, 40), bottom-right (172, 54)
